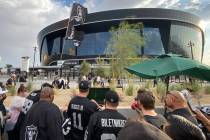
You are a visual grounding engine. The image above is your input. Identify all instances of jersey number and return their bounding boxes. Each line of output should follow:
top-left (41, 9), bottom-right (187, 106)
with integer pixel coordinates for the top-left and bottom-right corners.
top-left (73, 112), bottom-right (83, 130)
top-left (101, 133), bottom-right (116, 140)
top-left (22, 99), bottom-right (33, 114)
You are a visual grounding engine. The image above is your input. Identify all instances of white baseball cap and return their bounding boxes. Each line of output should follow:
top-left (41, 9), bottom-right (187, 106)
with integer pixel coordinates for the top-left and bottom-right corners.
top-left (0, 87), bottom-right (8, 95)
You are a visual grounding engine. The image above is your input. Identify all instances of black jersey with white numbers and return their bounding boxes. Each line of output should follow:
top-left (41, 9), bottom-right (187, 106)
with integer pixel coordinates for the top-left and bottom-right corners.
top-left (67, 96), bottom-right (98, 140)
top-left (85, 109), bottom-right (127, 140)
top-left (22, 90), bottom-right (41, 114)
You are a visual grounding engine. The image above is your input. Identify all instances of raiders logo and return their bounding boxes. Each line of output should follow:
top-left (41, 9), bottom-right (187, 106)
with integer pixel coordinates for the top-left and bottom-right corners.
top-left (25, 125), bottom-right (38, 140)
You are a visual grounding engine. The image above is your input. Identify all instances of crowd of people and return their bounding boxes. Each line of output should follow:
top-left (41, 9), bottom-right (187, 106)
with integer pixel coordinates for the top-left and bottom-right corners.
top-left (0, 77), bottom-right (210, 140)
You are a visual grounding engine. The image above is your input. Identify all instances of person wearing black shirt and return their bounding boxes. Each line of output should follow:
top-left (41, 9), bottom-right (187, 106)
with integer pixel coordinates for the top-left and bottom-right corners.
top-left (20, 87), bottom-right (64, 140)
top-left (66, 80), bottom-right (99, 140)
top-left (117, 121), bottom-right (172, 140)
top-left (164, 115), bottom-right (205, 140)
top-left (132, 89), bottom-right (167, 129)
top-left (0, 85), bottom-right (11, 138)
top-left (85, 90), bottom-right (127, 140)
top-left (21, 81), bottom-right (53, 114)
top-left (6, 74), bottom-right (16, 87)
top-left (165, 90), bottom-right (198, 125)
top-left (13, 83), bottom-right (53, 140)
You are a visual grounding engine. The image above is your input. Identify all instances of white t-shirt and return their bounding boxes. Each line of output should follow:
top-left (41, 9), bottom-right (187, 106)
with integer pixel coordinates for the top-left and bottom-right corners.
top-left (5, 96), bottom-right (26, 131)
top-left (10, 96), bottom-right (26, 109)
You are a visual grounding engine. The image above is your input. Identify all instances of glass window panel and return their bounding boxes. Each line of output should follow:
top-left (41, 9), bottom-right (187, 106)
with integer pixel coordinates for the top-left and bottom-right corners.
top-left (44, 25), bottom-right (202, 60)
top-left (143, 28), bottom-right (165, 55)
top-left (62, 38), bottom-right (76, 56)
top-left (169, 24), bottom-right (202, 61)
top-left (51, 37), bottom-right (61, 55)
top-left (77, 32), bottom-right (110, 56)
top-left (41, 38), bottom-right (48, 61)
top-left (78, 33), bottom-right (95, 56)
top-left (95, 32), bottom-right (111, 55)
top-left (76, 29), bottom-right (166, 56)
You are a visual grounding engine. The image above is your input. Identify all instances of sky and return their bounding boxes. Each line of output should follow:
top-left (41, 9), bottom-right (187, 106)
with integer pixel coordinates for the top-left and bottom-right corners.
top-left (0, 0), bottom-right (209, 68)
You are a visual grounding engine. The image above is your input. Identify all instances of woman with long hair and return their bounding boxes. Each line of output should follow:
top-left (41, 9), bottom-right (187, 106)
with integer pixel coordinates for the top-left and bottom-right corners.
top-left (6, 84), bottom-right (28, 140)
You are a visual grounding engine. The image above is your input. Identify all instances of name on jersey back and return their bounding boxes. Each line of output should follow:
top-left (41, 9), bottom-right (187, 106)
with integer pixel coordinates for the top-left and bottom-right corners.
top-left (101, 118), bottom-right (126, 128)
top-left (71, 104), bottom-right (84, 111)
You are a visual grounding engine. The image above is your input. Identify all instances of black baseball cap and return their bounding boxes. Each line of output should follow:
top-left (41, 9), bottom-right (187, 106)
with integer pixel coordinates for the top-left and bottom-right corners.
top-left (79, 80), bottom-right (90, 90)
top-left (105, 90), bottom-right (119, 103)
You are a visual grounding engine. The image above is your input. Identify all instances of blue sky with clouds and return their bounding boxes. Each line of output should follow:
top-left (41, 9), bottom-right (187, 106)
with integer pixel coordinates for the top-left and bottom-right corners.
top-left (0, 0), bottom-right (209, 68)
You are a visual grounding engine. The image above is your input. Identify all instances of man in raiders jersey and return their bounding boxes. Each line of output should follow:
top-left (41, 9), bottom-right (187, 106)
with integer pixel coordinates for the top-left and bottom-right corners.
top-left (13, 83), bottom-right (53, 140)
top-left (20, 87), bottom-right (64, 140)
top-left (84, 90), bottom-right (127, 140)
top-left (66, 80), bottom-right (99, 140)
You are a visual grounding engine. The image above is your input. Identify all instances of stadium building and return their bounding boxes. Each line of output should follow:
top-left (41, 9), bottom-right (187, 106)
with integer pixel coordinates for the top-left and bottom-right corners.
top-left (37, 8), bottom-right (205, 67)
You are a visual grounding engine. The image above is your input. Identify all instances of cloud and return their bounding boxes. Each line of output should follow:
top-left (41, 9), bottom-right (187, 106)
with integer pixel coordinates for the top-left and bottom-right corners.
top-left (198, 4), bottom-right (210, 21)
top-left (0, 0), bottom-right (70, 67)
top-left (84, 0), bottom-right (147, 12)
top-left (83, 0), bottom-right (180, 12)
top-left (83, 0), bottom-right (96, 11)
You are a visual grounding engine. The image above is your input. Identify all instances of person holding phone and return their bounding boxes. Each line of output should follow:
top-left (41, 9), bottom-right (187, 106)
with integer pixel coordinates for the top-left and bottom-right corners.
top-left (164, 90), bottom-right (198, 125)
top-left (194, 108), bottom-right (210, 132)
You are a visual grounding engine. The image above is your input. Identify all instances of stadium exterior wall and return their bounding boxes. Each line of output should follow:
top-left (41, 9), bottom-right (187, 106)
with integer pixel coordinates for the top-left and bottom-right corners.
top-left (37, 8), bottom-right (205, 66)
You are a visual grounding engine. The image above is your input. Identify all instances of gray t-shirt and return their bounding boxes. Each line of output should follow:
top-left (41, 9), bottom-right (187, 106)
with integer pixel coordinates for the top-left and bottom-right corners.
top-left (144, 114), bottom-right (167, 129)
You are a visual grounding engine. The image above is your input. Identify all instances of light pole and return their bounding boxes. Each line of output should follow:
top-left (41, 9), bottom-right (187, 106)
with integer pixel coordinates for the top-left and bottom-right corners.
top-left (32, 46), bottom-right (37, 81)
top-left (187, 41), bottom-right (194, 59)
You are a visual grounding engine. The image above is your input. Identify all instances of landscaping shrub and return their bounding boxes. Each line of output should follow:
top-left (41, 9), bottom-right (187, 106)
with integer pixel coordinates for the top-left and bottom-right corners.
top-left (169, 84), bottom-right (185, 91)
top-left (191, 81), bottom-right (202, 93)
top-left (204, 85), bottom-right (210, 95)
top-left (27, 82), bottom-right (33, 92)
top-left (144, 80), bottom-right (152, 89)
top-left (126, 84), bottom-right (134, 96)
top-left (156, 82), bottom-right (167, 102)
top-left (8, 86), bottom-right (16, 96)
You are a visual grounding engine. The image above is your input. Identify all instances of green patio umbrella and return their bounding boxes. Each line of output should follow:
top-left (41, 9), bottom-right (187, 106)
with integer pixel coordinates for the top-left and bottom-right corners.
top-left (125, 54), bottom-right (210, 82)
